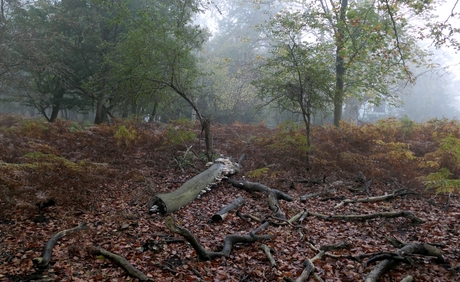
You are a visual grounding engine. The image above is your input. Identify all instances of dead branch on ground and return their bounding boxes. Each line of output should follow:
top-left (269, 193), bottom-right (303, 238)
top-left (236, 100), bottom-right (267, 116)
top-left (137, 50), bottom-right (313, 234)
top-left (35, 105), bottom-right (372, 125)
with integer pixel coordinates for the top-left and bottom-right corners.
top-left (227, 179), bottom-right (293, 219)
top-left (33, 222), bottom-right (88, 268)
top-left (335, 189), bottom-right (410, 208)
top-left (87, 246), bottom-right (149, 281)
top-left (307, 210), bottom-right (425, 224)
top-left (365, 243), bottom-right (445, 282)
top-left (259, 244), bottom-right (276, 267)
top-left (165, 216), bottom-right (272, 260)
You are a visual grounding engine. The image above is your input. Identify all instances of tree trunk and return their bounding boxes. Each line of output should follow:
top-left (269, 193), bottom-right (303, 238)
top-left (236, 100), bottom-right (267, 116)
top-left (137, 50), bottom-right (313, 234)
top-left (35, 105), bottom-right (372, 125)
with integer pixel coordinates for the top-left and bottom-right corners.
top-left (333, 0), bottom-right (348, 127)
top-left (49, 88), bottom-right (65, 122)
top-left (94, 98), bottom-right (108, 124)
top-left (149, 158), bottom-right (240, 214)
top-left (201, 115), bottom-right (212, 162)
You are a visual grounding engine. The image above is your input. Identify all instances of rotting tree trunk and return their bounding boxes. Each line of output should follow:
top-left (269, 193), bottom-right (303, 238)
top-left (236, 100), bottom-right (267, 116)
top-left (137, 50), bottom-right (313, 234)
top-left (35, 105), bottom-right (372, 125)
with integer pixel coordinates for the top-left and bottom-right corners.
top-left (149, 158), bottom-right (241, 214)
top-left (165, 216), bottom-right (271, 261)
top-left (365, 243), bottom-right (445, 282)
top-left (212, 196), bottom-right (245, 222)
top-left (33, 223), bottom-right (88, 268)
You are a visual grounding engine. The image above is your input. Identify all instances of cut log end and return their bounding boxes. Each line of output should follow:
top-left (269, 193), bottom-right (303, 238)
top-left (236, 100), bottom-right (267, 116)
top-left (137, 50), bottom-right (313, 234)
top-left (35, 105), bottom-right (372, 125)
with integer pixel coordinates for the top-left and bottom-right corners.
top-left (149, 197), bottom-right (167, 214)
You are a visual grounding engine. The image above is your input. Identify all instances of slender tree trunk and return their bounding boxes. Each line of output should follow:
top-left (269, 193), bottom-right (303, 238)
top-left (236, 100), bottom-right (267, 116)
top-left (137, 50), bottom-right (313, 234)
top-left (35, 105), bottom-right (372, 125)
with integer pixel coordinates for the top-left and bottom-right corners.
top-left (201, 115), bottom-right (212, 162)
top-left (94, 97), bottom-right (106, 124)
top-left (333, 0), bottom-right (348, 127)
top-left (149, 101), bottom-right (158, 122)
top-left (48, 87), bottom-right (66, 122)
top-left (49, 101), bottom-right (61, 123)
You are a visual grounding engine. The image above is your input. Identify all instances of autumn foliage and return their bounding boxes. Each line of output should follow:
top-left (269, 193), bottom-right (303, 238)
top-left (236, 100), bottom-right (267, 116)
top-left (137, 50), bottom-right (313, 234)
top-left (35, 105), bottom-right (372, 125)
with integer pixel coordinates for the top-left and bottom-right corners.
top-left (0, 114), bottom-right (459, 281)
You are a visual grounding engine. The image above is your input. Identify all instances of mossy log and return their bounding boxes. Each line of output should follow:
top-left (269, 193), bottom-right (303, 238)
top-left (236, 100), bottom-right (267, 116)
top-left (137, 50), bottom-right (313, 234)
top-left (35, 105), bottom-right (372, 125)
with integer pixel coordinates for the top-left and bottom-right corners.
top-left (149, 158), bottom-right (240, 214)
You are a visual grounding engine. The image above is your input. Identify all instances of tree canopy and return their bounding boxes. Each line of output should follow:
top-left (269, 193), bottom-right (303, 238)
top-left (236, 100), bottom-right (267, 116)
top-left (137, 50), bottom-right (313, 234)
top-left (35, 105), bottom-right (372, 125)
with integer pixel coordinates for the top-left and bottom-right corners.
top-left (0, 0), bottom-right (458, 126)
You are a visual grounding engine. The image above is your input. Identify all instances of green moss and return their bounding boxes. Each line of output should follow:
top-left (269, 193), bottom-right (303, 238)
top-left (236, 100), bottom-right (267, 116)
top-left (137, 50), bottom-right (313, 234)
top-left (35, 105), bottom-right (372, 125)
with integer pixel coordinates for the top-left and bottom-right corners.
top-left (246, 167), bottom-right (269, 179)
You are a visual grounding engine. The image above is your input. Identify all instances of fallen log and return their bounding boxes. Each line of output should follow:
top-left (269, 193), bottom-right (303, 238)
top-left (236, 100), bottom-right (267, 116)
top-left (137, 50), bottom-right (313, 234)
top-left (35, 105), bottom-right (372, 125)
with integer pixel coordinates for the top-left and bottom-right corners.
top-left (227, 179), bottom-right (293, 219)
top-left (33, 222), bottom-right (88, 268)
top-left (88, 246), bottom-right (149, 281)
top-left (335, 189), bottom-right (409, 208)
top-left (307, 210), bottom-right (425, 224)
top-left (149, 158), bottom-right (241, 214)
top-left (165, 216), bottom-right (271, 260)
top-left (300, 181), bottom-right (343, 202)
top-left (365, 243), bottom-right (445, 282)
top-left (212, 196), bottom-right (245, 222)
top-left (300, 190), bottom-right (334, 202)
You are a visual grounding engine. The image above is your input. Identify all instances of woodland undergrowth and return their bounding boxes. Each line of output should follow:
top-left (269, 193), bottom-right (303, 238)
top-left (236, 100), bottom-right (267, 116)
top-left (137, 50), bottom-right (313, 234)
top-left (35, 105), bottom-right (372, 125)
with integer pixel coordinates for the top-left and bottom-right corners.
top-left (1, 114), bottom-right (459, 225)
top-left (0, 114), bottom-right (459, 281)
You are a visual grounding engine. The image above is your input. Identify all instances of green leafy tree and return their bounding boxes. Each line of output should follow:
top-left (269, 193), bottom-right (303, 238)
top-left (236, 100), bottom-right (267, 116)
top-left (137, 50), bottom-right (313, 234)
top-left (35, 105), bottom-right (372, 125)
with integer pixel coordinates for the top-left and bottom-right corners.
top-left (277, 0), bottom-right (434, 126)
top-left (253, 11), bottom-right (334, 150)
top-left (7, 0), bottom-right (123, 122)
top-left (110, 0), bottom-right (213, 159)
top-left (7, 1), bottom-right (89, 121)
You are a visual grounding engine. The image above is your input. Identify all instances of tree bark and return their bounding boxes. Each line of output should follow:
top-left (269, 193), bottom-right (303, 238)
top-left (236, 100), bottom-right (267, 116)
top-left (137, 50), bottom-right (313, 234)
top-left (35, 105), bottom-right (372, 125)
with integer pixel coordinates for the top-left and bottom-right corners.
top-left (333, 0), bottom-right (348, 127)
top-left (212, 196), bottom-right (245, 222)
top-left (201, 115), bottom-right (212, 162)
top-left (33, 222), bottom-right (88, 268)
top-left (149, 158), bottom-right (240, 214)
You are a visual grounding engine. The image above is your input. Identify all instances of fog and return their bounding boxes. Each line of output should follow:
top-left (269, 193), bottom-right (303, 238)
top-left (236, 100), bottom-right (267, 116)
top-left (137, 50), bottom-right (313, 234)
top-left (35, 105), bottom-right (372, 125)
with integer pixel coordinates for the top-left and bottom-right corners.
top-left (1, 0), bottom-right (460, 125)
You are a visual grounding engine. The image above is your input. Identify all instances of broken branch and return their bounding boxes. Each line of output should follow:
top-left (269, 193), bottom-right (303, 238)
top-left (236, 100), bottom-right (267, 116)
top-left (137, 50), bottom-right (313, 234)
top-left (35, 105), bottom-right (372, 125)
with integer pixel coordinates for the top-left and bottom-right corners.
top-left (88, 246), bottom-right (149, 281)
top-left (33, 222), bottom-right (88, 268)
top-left (165, 216), bottom-right (271, 261)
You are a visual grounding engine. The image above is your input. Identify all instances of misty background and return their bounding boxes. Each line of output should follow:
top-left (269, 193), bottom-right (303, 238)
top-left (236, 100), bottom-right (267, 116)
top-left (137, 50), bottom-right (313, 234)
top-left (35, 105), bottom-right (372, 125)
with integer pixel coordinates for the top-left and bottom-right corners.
top-left (0, 0), bottom-right (459, 126)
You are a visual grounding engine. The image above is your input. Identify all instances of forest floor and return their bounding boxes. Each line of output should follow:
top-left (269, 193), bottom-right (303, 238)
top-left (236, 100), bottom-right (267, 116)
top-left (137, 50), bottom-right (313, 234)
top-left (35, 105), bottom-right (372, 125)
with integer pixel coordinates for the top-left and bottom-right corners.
top-left (0, 115), bottom-right (459, 282)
